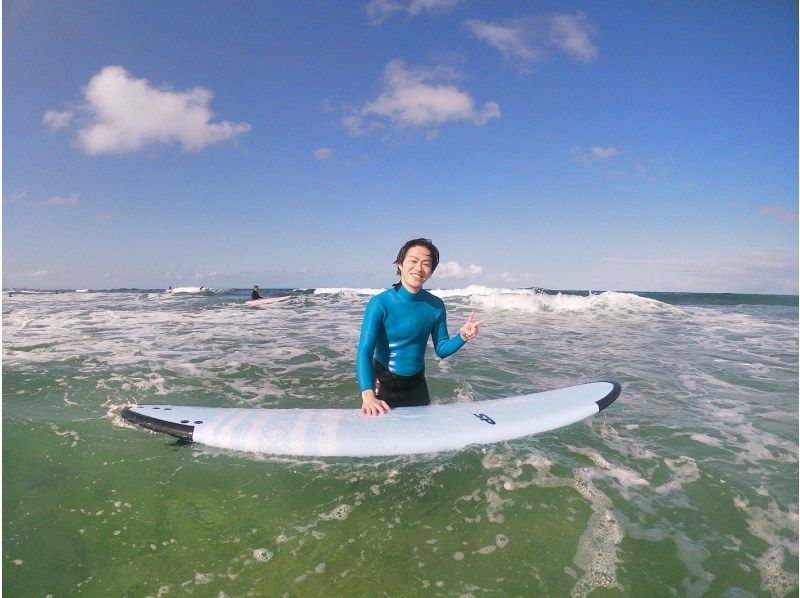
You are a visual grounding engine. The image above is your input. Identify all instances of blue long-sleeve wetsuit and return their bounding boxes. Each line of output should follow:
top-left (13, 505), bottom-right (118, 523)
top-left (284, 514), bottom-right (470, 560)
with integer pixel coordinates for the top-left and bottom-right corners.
top-left (356, 285), bottom-right (466, 392)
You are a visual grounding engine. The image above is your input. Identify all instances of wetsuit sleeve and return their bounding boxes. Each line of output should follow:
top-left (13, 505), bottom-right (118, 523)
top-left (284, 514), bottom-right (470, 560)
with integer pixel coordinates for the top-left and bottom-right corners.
top-left (356, 296), bottom-right (384, 392)
top-left (431, 306), bottom-right (466, 358)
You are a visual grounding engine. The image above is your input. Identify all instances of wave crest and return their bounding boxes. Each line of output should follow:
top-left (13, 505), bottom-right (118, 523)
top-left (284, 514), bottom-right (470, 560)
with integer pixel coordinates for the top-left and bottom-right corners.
top-left (468, 289), bottom-right (671, 313)
top-left (313, 285), bottom-right (671, 313)
top-left (313, 287), bottom-right (384, 297)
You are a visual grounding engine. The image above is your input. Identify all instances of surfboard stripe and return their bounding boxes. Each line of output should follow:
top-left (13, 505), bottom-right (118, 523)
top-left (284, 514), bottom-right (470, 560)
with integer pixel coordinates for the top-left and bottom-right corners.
top-left (290, 410), bottom-right (315, 454)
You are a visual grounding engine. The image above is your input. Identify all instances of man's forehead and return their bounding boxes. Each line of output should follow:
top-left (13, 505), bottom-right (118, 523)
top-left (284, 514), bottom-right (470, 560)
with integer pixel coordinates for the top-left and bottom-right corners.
top-left (406, 246), bottom-right (432, 258)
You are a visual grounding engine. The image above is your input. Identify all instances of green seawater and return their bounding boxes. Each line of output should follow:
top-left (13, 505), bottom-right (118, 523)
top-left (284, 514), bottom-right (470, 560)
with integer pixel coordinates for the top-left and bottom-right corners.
top-left (3, 288), bottom-right (798, 596)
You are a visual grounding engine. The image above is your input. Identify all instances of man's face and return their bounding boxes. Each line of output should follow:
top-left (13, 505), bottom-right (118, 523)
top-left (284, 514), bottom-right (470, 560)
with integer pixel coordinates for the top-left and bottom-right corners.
top-left (398, 245), bottom-right (433, 292)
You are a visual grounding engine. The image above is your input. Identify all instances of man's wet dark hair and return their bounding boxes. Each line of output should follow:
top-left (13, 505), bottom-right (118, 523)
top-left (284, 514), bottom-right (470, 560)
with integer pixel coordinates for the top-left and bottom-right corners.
top-left (394, 238), bottom-right (439, 276)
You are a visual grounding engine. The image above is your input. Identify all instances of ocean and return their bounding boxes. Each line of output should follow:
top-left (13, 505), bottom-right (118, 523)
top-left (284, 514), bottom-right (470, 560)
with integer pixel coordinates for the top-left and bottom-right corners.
top-left (3, 286), bottom-right (798, 597)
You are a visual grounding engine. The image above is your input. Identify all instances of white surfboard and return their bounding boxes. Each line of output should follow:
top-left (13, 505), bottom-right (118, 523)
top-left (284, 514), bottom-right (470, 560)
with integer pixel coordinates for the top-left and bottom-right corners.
top-left (245, 296), bottom-right (291, 306)
top-left (166, 286), bottom-right (208, 294)
top-left (121, 381), bottom-right (620, 457)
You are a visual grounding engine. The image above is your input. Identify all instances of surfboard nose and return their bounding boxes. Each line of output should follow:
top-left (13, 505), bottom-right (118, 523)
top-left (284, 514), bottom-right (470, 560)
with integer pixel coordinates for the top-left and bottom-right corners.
top-left (595, 381), bottom-right (622, 412)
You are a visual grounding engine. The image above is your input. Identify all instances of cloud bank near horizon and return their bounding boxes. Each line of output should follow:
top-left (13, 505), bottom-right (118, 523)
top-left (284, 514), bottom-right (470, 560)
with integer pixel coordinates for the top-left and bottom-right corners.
top-left (602, 253), bottom-right (798, 294)
top-left (434, 260), bottom-right (485, 279)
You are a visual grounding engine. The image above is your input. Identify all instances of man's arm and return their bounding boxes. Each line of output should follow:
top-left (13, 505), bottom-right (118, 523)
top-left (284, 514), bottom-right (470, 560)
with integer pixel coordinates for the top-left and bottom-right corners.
top-left (356, 297), bottom-right (390, 415)
top-left (433, 308), bottom-right (484, 357)
top-left (431, 307), bottom-right (466, 358)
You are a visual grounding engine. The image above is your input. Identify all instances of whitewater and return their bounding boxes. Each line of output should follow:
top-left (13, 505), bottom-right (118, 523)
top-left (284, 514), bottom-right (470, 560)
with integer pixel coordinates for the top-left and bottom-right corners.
top-left (3, 286), bottom-right (797, 596)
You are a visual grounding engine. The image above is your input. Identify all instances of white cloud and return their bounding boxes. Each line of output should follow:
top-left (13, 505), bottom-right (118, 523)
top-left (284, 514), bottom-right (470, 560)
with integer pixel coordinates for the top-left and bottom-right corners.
top-left (573, 145), bottom-right (620, 163)
top-left (5, 191), bottom-right (28, 204)
top-left (465, 19), bottom-right (542, 64)
top-left (314, 147), bottom-right (332, 161)
top-left (431, 262), bottom-right (536, 285)
top-left (761, 204), bottom-right (798, 223)
top-left (344, 60), bottom-right (500, 136)
top-left (6, 192), bottom-right (79, 208)
top-left (590, 146), bottom-right (619, 160)
top-left (365, 0), bottom-right (403, 23)
top-left (548, 13), bottom-right (598, 62)
top-left (95, 211), bottom-right (121, 221)
top-left (45, 66), bottom-right (251, 155)
top-left (37, 194), bottom-right (80, 207)
top-left (465, 13), bottom-right (597, 69)
top-left (342, 115), bottom-right (367, 137)
top-left (434, 260), bottom-right (485, 279)
top-left (6, 269), bottom-right (55, 279)
top-left (365, 0), bottom-right (463, 25)
top-left (345, 154), bottom-right (370, 167)
top-left (635, 159), bottom-right (669, 182)
top-left (162, 270), bottom-right (219, 281)
top-left (487, 271), bottom-right (522, 284)
top-left (43, 110), bottom-right (73, 131)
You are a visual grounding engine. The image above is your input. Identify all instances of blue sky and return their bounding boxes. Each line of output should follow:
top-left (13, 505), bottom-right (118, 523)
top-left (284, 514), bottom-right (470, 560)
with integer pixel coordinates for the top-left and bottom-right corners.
top-left (3, 0), bottom-right (797, 293)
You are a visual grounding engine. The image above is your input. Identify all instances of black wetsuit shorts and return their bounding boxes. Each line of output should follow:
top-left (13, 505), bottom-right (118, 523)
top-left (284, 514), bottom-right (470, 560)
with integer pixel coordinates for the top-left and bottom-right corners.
top-left (373, 359), bottom-right (430, 408)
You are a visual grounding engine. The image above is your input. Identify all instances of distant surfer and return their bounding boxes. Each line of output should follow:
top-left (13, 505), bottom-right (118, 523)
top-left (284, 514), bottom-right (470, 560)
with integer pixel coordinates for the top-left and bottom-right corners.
top-left (251, 285), bottom-right (262, 300)
top-left (356, 238), bottom-right (484, 416)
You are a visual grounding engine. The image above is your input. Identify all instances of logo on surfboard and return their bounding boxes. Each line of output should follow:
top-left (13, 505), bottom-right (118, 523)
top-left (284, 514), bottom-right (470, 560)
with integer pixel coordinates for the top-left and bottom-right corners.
top-left (473, 413), bottom-right (496, 425)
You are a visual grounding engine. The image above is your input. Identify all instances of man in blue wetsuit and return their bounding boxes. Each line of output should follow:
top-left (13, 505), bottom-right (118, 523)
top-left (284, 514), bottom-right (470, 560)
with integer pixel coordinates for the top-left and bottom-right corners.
top-left (356, 238), bottom-right (484, 416)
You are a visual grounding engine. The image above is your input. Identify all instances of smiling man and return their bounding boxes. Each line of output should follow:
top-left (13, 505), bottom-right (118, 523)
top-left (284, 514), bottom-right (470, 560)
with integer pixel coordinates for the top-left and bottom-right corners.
top-left (356, 238), bottom-right (484, 416)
